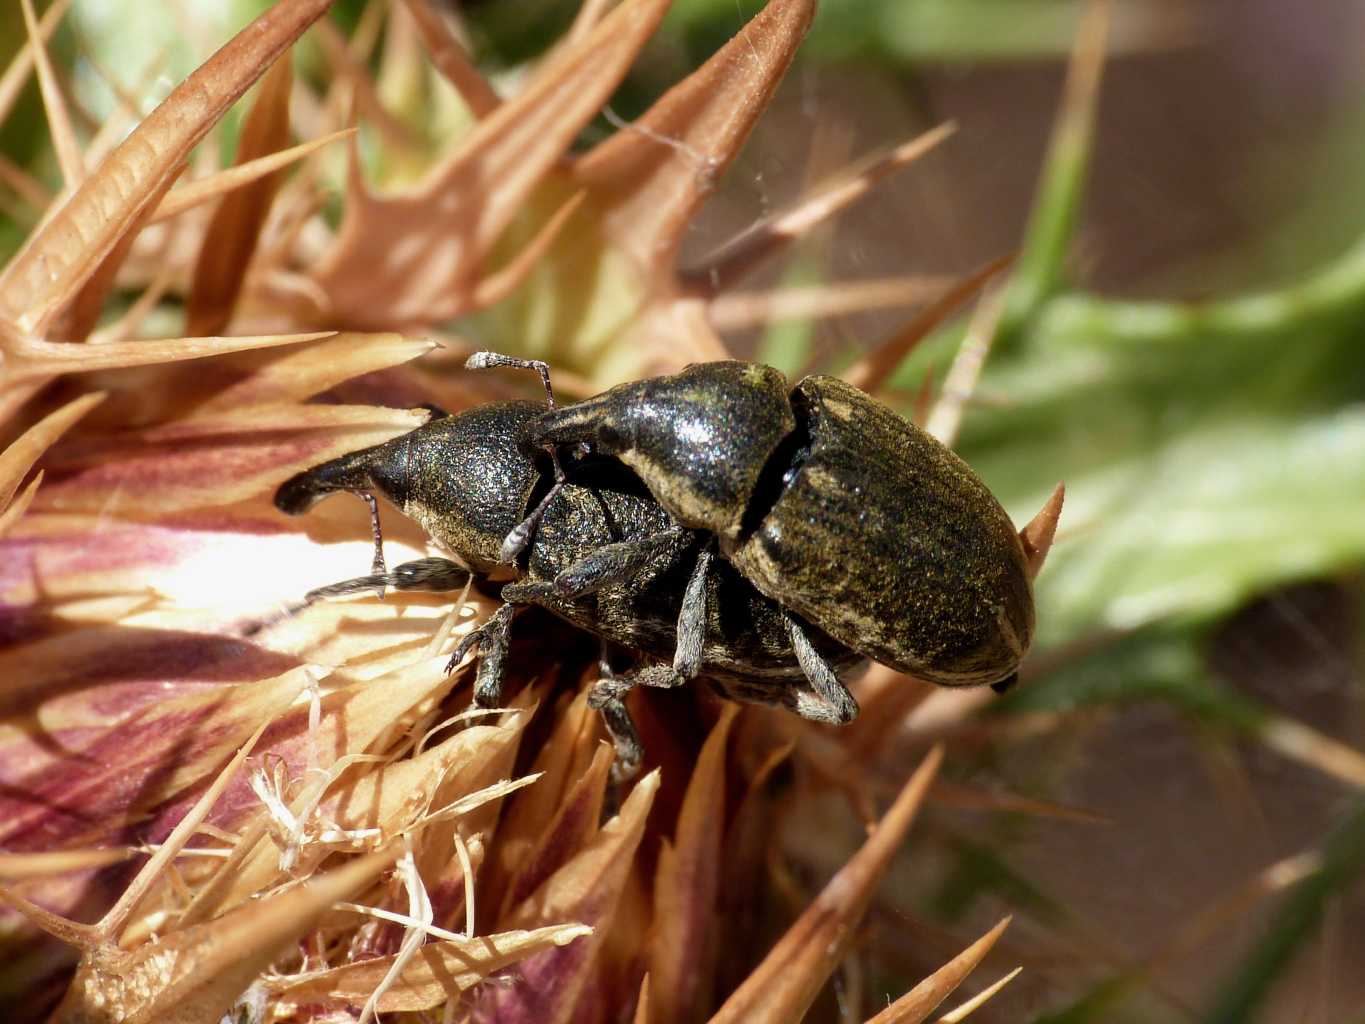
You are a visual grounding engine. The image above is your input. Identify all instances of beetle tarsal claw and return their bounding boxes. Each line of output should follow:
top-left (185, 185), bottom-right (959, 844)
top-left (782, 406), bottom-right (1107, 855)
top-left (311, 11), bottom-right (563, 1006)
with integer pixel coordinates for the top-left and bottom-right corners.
top-left (445, 630), bottom-right (481, 676)
top-left (446, 604), bottom-right (515, 693)
top-left (587, 677), bottom-right (631, 708)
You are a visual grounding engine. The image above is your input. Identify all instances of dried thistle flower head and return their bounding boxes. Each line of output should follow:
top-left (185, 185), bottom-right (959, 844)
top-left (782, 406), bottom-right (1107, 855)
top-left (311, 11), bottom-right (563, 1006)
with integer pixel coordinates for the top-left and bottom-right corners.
top-left (0, 1), bottom-right (1071, 1021)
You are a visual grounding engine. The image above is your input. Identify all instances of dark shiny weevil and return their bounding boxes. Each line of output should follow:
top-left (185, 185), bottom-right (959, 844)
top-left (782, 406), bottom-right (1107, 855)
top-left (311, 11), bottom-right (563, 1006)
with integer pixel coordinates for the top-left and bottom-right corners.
top-left (275, 353), bottom-right (1060, 779)
top-left (528, 360), bottom-right (1045, 687)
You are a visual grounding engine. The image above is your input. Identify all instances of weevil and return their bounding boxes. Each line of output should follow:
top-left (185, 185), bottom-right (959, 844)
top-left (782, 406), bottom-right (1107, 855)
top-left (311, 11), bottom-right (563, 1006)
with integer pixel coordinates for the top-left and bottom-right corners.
top-left (528, 360), bottom-right (1034, 690)
top-left (275, 355), bottom-right (863, 779)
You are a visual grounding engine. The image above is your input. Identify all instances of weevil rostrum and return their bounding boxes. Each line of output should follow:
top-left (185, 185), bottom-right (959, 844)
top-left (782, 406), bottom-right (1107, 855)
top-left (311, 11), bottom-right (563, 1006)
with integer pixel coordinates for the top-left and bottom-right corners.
top-left (275, 353), bottom-right (1036, 778)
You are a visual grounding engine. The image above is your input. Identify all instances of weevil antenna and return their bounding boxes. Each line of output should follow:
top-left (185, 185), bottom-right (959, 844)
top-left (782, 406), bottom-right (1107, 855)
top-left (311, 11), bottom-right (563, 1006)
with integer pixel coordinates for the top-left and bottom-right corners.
top-left (300, 558), bottom-right (472, 607)
top-left (465, 351), bottom-right (558, 408)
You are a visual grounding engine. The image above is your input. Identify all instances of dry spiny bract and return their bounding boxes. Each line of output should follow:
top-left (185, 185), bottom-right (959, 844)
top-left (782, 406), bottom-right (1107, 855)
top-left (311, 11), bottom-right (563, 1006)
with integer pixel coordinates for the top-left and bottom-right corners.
top-left (0, 0), bottom-right (1070, 1022)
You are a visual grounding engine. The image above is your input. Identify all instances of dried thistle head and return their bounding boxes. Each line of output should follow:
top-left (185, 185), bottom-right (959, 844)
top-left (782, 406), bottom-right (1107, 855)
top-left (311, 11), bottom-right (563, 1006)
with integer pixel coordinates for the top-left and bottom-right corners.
top-left (0, 1), bottom-right (1070, 1021)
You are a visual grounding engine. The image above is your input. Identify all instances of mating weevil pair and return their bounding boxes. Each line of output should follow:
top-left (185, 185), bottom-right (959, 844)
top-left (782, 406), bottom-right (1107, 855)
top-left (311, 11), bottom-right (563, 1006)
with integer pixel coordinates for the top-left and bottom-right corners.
top-left (275, 353), bottom-right (1041, 779)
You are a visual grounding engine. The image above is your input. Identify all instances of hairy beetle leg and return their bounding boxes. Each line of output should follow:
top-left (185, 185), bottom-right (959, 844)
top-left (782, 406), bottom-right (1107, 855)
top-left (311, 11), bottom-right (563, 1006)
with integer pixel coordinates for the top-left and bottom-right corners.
top-left (497, 580), bottom-right (553, 604)
top-left (588, 654), bottom-right (646, 783)
top-left (551, 535), bottom-right (711, 683)
top-left (673, 546), bottom-right (714, 678)
top-left (783, 611), bottom-right (859, 725)
top-left (551, 527), bottom-right (689, 598)
top-left (594, 695), bottom-right (643, 784)
top-left (360, 492), bottom-right (387, 599)
top-left (499, 479), bottom-right (569, 564)
top-left (535, 539), bottom-right (712, 777)
top-left (446, 603), bottom-right (516, 707)
top-left (302, 557), bottom-right (471, 606)
top-left (586, 662), bottom-right (684, 783)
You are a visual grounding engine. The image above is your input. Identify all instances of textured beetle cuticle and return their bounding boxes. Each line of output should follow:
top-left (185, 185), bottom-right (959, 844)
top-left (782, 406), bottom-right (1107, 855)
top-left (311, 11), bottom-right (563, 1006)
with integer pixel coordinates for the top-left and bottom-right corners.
top-left (276, 355), bottom-right (1037, 777)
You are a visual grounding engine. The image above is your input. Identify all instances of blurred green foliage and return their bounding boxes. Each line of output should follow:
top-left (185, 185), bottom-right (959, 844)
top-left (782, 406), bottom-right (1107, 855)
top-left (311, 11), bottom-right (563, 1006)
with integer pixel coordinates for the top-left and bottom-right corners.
top-left (882, 7), bottom-right (1365, 1016)
top-left (461, 0), bottom-right (1137, 65)
top-left (1205, 795), bottom-right (1365, 1023)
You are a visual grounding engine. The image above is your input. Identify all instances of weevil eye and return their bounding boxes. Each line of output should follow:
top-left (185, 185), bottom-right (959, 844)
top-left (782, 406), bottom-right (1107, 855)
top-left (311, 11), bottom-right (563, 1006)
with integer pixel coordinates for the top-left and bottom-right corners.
top-left (596, 422), bottom-right (623, 449)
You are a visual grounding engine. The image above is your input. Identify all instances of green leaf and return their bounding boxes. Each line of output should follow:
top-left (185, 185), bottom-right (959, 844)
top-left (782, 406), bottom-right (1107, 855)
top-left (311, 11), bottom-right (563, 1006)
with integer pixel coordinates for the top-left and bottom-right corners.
top-left (934, 835), bottom-right (1068, 924)
top-left (993, 623), bottom-right (1265, 728)
top-left (669, 0), bottom-right (1172, 64)
top-left (952, 289), bottom-right (1365, 645)
top-left (1029, 976), bottom-right (1148, 1024)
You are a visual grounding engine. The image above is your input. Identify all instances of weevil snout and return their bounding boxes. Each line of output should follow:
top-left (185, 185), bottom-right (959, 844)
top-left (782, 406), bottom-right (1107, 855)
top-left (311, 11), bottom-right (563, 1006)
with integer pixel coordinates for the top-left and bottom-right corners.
top-left (275, 466), bottom-right (342, 515)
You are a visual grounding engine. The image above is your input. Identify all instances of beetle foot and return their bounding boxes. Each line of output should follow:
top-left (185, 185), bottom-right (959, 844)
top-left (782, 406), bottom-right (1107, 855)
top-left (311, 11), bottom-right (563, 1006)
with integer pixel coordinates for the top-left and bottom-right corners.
top-left (500, 580), bottom-right (556, 604)
top-left (634, 663), bottom-right (686, 689)
top-left (445, 630), bottom-right (481, 676)
top-left (587, 676), bottom-right (632, 709)
top-left (594, 695), bottom-right (643, 783)
top-left (446, 604), bottom-right (514, 679)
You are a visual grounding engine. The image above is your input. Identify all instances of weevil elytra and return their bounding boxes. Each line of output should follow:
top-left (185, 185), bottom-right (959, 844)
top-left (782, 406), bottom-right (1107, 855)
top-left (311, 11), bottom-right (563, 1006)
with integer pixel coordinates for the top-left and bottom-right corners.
top-left (275, 356), bottom-right (863, 780)
top-left (530, 360), bottom-right (1034, 689)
